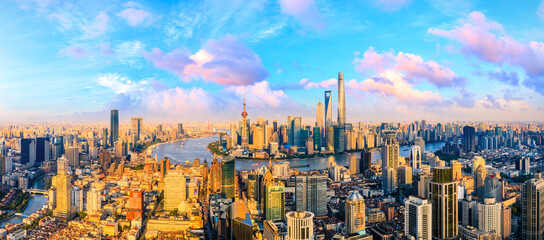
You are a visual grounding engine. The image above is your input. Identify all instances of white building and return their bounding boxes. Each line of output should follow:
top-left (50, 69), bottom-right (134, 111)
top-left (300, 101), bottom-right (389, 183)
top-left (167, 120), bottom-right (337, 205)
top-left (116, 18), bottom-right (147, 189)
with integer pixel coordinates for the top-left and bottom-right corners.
top-left (287, 211), bottom-right (314, 240)
top-left (405, 195), bottom-right (432, 240)
top-left (477, 198), bottom-right (502, 236)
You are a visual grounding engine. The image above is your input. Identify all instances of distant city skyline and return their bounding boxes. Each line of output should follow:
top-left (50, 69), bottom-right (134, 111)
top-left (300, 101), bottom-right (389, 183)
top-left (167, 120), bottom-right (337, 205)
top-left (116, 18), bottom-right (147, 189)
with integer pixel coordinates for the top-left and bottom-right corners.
top-left (1, 0), bottom-right (544, 123)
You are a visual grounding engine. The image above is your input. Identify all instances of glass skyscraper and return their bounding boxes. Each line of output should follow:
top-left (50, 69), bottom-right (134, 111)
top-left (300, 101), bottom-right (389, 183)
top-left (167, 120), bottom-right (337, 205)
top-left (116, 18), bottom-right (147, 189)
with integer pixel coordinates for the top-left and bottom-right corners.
top-left (110, 109), bottom-right (119, 146)
top-left (221, 156), bottom-right (236, 199)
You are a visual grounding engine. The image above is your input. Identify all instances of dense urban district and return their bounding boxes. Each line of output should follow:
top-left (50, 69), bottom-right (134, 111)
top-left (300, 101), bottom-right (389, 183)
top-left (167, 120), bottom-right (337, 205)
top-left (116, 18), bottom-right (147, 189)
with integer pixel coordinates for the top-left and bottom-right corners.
top-left (0, 73), bottom-right (543, 240)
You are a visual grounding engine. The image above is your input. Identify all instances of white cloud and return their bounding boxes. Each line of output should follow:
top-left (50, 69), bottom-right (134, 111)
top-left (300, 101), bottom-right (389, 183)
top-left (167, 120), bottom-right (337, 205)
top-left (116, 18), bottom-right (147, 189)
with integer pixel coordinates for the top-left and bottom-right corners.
top-left (96, 73), bottom-right (149, 94)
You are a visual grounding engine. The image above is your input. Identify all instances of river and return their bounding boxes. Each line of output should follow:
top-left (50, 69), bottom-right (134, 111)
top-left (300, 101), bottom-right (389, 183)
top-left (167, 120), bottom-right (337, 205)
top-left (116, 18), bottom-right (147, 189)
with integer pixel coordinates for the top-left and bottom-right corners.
top-left (0, 176), bottom-right (48, 228)
top-left (151, 136), bottom-right (446, 171)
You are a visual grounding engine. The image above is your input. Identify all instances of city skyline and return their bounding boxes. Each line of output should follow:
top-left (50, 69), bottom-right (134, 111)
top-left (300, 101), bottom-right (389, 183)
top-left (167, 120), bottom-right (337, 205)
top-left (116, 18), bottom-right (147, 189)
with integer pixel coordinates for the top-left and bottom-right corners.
top-left (1, 0), bottom-right (544, 123)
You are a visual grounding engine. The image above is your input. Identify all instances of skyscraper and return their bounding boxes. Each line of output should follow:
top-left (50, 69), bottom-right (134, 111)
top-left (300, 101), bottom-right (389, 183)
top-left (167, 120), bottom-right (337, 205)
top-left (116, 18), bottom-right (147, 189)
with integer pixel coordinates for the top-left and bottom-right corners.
top-left (65, 147), bottom-right (79, 167)
top-left (86, 187), bottom-right (101, 216)
top-left (405, 196), bottom-right (432, 240)
top-left (53, 157), bottom-right (75, 220)
top-left (316, 100), bottom-right (324, 146)
top-left (345, 190), bottom-right (365, 235)
top-left (210, 158), bottom-right (222, 193)
top-left (410, 145), bottom-right (421, 170)
top-left (477, 198), bottom-right (501, 236)
top-left (324, 90), bottom-right (332, 130)
top-left (359, 150), bottom-right (372, 174)
top-left (462, 126), bottom-right (476, 153)
top-left (382, 130), bottom-right (399, 170)
top-left (178, 123), bottom-right (184, 135)
top-left (430, 167), bottom-right (458, 240)
top-left (295, 175), bottom-right (327, 216)
top-left (287, 211), bottom-right (314, 240)
top-left (337, 72), bottom-right (346, 126)
top-left (221, 156), bottom-right (236, 199)
top-left (130, 117), bottom-right (143, 141)
top-left (522, 173), bottom-right (544, 240)
top-left (20, 138), bottom-right (36, 166)
top-left (110, 109), bottom-right (119, 146)
top-left (264, 181), bottom-right (285, 220)
top-left (414, 137), bottom-right (426, 161)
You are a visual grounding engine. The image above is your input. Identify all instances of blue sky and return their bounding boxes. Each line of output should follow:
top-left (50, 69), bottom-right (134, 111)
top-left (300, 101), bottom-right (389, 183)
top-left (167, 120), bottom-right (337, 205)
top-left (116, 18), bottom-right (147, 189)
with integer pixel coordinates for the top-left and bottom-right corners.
top-left (1, 0), bottom-right (543, 123)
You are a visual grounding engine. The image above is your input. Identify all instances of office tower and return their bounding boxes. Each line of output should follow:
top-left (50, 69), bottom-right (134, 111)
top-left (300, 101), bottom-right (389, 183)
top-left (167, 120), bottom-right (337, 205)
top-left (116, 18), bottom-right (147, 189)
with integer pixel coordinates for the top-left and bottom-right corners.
top-left (127, 189), bottom-right (144, 221)
top-left (53, 157), bottom-right (75, 220)
top-left (253, 125), bottom-right (264, 149)
top-left (477, 198), bottom-right (501, 236)
top-left (86, 187), bottom-right (101, 216)
top-left (516, 157), bottom-right (530, 174)
top-left (405, 196), bottom-right (432, 240)
top-left (345, 190), bottom-right (365, 235)
top-left (522, 173), bottom-right (544, 240)
top-left (324, 91), bottom-right (332, 129)
top-left (20, 138), bottom-right (36, 166)
top-left (36, 137), bottom-right (50, 163)
top-left (326, 126), bottom-right (334, 152)
top-left (398, 166), bottom-right (413, 185)
top-left (382, 167), bottom-right (397, 194)
top-left (264, 219), bottom-right (288, 240)
top-left (102, 128), bottom-right (109, 148)
top-left (484, 175), bottom-right (503, 202)
top-left (316, 100), bottom-right (324, 144)
top-left (337, 72), bottom-right (346, 126)
top-left (164, 170), bottom-right (187, 211)
top-left (110, 109), bottom-right (119, 147)
top-left (65, 146), bottom-right (80, 168)
top-left (429, 167), bottom-right (458, 240)
top-left (0, 154), bottom-right (4, 177)
top-left (287, 211), bottom-right (314, 240)
top-left (221, 156), bottom-right (236, 199)
top-left (410, 145), bottom-right (421, 170)
top-left (292, 117), bottom-right (302, 147)
top-left (130, 117), bottom-right (143, 141)
top-left (295, 175), bottom-right (327, 216)
top-left (210, 158), bottom-right (222, 193)
top-left (313, 127), bottom-right (321, 150)
top-left (264, 181), bottom-right (285, 220)
top-left (462, 126), bottom-right (476, 153)
top-left (178, 123), bottom-right (184, 135)
top-left (460, 195), bottom-right (477, 227)
top-left (414, 137), bottom-right (426, 161)
top-left (333, 126), bottom-right (345, 154)
top-left (359, 150), bottom-right (372, 174)
top-left (451, 161), bottom-right (462, 181)
top-left (473, 163), bottom-right (487, 200)
top-left (382, 130), bottom-right (399, 170)
top-left (350, 156), bottom-right (358, 175)
top-left (502, 206), bottom-right (511, 238)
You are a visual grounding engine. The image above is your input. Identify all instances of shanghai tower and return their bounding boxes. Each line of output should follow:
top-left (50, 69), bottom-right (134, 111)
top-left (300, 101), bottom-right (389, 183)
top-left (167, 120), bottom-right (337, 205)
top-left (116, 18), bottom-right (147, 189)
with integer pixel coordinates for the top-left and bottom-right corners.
top-left (338, 72), bottom-right (346, 126)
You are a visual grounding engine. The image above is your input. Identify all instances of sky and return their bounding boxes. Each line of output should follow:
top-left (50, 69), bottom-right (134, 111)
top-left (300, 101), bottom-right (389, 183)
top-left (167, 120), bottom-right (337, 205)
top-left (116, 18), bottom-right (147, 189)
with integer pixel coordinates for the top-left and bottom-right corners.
top-left (1, 0), bottom-right (544, 124)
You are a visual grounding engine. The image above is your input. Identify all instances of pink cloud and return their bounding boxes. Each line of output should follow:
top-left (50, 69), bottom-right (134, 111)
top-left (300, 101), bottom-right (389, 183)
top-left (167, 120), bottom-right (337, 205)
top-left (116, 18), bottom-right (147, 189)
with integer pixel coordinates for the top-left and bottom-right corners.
top-left (83, 11), bottom-right (109, 39)
top-left (428, 11), bottom-right (544, 94)
top-left (353, 47), bottom-right (466, 88)
top-left (117, 8), bottom-right (153, 26)
top-left (347, 71), bottom-right (444, 105)
top-left (141, 48), bottom-right (195, 76)
top-left (279, 0), bottom-right (325, 30)
top-left (58, 46), bottom-right (89, 58)
top-left (301, 78), bottom-right (337, 89)
top-left (143, 35), bottom-right (268, 86)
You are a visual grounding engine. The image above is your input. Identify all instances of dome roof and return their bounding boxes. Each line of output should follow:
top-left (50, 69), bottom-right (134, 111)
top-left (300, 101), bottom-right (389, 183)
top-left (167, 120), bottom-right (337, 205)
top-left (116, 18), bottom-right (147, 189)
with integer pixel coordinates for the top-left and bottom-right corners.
top-left (347, 190), bottom-right (364, 201)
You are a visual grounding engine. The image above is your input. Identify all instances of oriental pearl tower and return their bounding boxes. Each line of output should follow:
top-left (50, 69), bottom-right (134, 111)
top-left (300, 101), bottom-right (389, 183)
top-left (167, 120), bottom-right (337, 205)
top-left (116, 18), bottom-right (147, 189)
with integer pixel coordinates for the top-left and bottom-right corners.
top-left (241, 96), bottom-right (248, 149)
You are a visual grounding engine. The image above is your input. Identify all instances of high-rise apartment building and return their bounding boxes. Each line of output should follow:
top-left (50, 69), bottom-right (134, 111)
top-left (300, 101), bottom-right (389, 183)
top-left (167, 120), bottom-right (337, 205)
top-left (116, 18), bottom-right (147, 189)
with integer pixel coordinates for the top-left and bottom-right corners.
top-left (405, 196), bottom-right (432, 240)
top-left (430, 167), bottom-right (458, 240)
top-left (345, 190), bottom-right (365, 235)
top-left (164, 170), bottom-right (187, 211)
top-left (53, 157), bottom-right (75, 220)
top-left (295, 175), bottom-right (327, 216)
top-left (110, 109), bottom-right (119, 146)
top-left (130, 117), bottom-right (143, 141)
top-left (221, 156), bottom-right (236, 199)
top-left (337, 72), bottom-right (346, 127)
top-left (522, 173), bottom-right (544, 240)
top-left (287, 211), bottom-right (314, 240)
top-left (86, 187), bottom-right (101, 216)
